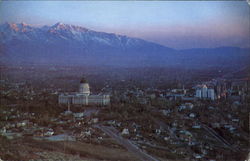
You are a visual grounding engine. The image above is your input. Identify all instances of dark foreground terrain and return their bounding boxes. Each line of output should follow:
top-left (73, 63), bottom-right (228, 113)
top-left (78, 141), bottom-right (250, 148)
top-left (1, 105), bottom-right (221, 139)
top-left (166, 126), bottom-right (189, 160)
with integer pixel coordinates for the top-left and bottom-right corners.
top-left (0, 65), bottom-right (249, 161)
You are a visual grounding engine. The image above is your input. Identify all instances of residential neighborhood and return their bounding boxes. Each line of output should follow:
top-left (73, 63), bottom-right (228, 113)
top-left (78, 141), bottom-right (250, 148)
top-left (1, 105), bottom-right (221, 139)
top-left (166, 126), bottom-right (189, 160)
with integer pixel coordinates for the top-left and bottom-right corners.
top-left (0, 65), bottom-right (249, 160)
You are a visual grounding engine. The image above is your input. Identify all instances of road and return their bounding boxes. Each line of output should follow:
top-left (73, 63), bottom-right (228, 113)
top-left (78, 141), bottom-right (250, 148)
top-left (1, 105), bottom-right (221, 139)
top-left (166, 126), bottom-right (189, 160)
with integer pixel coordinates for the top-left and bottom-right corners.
top-left (94, 124), bottom-right (159, 161)
top-left (83, 109), bottom-right (99, 117)
top-left (200, 123), bottom-right (238, 152)
top-left (152, 118), bottom-right (194, 155)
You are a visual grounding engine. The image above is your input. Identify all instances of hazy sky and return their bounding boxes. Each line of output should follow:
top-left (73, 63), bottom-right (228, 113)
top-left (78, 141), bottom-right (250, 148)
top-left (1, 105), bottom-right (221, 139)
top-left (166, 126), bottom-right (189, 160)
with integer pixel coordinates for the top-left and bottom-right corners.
top-left (1, 1), bottom-right (249, 49)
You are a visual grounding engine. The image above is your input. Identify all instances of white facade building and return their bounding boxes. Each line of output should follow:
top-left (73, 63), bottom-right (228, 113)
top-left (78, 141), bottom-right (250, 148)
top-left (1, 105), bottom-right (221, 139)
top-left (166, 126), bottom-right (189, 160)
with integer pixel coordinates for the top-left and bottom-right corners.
top-left (195, 89), bottom-right (202, 98)
top-left (207, 88), bottom-right (215, 100)
top-left (201, 85), bottom-right (208, 98)
top-left (195, 84), bottom-right (216, 101)
top-left (58, 78), bottom-right (110, 106)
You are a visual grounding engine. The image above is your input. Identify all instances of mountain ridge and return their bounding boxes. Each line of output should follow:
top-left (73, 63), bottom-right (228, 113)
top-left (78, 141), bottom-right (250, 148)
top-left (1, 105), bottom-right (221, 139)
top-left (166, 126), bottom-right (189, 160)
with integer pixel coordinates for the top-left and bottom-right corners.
top-left (0, 22), bottom-right (249, 68)
top-left (1, 22), bottom-right (249, 50)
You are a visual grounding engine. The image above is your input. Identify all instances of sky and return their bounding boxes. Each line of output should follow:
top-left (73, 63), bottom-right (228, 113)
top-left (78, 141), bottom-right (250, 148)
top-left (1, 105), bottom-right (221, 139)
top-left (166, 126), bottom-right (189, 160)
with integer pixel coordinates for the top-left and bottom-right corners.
top-left (0, 1), bottom-right (249, 49)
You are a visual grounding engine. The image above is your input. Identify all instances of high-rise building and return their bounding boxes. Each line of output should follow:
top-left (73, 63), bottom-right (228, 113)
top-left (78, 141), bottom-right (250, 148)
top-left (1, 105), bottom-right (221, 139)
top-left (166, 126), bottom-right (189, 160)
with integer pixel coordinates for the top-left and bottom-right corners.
top-left (195, 84), bottom-right (216, 101)
top-left (195, 89), bottom-right (202, 98)
top-left (208, 88), bottom-right (215, 100)
top-left (202, 85), bottom-right (208, 98)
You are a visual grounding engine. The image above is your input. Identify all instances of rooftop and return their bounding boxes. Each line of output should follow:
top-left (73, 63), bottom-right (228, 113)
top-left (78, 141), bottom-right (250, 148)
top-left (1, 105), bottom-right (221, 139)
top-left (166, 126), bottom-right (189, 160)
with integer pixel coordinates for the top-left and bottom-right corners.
top-left (80, 78), bottom-right (88, 83)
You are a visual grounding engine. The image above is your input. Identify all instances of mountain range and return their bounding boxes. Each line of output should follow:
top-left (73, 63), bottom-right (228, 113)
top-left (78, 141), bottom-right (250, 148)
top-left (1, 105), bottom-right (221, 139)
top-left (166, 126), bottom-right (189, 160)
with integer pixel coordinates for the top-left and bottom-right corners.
top-left (0, 22), bottom-right (249, 68)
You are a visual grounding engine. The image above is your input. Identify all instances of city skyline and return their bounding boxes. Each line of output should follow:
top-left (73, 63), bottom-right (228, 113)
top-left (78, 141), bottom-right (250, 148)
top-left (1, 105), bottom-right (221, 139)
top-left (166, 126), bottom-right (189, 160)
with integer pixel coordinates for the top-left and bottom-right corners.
top-left (1, 1), bottom-right (249, 49)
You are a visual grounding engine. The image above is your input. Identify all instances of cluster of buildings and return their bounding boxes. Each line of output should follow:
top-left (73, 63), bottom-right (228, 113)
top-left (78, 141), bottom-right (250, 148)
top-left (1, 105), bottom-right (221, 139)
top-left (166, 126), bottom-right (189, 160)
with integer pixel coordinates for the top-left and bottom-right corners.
top-left (57, 76), bottom-right (249, 106)
top-left (195, 78), bottom-right (250, 101)
top-left (112, 78), bottom-right (249, 104)
top-left (58, 78), bottom-right (110, 106)
top-left (195, 85), bottom-right (216, 100)
top-left (228, 78), bottom-right (250, 102)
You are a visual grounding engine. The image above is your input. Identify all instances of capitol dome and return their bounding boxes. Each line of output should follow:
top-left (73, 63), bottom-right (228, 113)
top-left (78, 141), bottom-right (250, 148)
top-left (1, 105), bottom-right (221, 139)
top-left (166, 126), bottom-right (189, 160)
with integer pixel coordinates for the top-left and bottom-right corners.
top-left (79, 78), bottom-right (90, 95)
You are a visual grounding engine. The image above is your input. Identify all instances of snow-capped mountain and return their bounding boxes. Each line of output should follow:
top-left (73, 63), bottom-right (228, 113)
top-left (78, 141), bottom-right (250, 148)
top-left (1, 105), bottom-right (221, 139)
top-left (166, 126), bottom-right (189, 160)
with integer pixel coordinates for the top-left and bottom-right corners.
top-left (0, 22), bottom-right (177, 66)
top-left (0, 22), bottom-right (249, 68)
top-left (1, 22), bottom-right (173, 51)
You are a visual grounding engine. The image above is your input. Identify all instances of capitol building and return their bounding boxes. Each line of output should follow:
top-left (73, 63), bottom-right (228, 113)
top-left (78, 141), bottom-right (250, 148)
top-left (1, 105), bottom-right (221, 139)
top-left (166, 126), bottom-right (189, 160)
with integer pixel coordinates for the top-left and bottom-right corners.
top-left (58, 78), bottom-right (110, 106)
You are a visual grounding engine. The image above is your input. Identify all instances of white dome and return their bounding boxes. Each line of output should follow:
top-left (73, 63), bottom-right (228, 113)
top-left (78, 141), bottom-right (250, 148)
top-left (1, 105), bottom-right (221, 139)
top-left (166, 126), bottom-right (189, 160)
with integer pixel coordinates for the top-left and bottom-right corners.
top-left (79, 83), bottom-right (90, 95)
